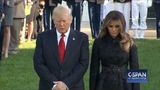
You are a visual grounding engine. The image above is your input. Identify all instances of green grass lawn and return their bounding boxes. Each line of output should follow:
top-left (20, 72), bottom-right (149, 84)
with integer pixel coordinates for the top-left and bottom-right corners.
top-left (0, 39), bottom-right (160, 90)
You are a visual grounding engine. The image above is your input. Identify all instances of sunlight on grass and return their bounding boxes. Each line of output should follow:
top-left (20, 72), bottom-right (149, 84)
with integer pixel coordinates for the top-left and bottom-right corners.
top-left (19, 40), bottom-right (36, 49)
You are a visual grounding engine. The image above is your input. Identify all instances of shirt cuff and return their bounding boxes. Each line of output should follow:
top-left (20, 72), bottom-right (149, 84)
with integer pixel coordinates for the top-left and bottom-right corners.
top-left (63, 82), bottom-right (69, 90)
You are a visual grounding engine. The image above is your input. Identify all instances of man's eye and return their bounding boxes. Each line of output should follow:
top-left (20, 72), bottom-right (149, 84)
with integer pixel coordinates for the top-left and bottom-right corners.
top-left (115, 25), bottom-right (120, 28)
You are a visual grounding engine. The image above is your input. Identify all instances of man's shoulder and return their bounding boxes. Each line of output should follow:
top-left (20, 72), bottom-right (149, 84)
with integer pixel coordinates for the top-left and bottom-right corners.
top-left (38, 30), bottom-right (55, 37)
top-left (73, 30), bottom-right (88, 38)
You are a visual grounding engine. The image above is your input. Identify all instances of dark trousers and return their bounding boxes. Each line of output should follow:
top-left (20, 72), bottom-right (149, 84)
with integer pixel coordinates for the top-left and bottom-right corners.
top-left (43, 5), bottom-right (56, 31)
top-left (67, 2), bottom-right (83, 31)
top-left (88, 2), bottom-right (101, 38)
top-left (154, 2), bottom-right (160, 38)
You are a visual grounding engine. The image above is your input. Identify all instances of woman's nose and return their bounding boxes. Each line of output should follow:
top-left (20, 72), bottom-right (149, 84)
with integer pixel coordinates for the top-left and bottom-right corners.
top-left (112, 27), bottom-right (116, 31)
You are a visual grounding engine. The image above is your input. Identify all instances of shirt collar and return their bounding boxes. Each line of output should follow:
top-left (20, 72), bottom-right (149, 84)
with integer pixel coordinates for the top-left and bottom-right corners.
top-left (56, 27), bottom-right (70, 38)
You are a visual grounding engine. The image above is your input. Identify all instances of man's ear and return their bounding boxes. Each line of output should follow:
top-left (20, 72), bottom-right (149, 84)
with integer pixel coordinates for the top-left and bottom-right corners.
top-left (69, 16), bottom-right (73, 23)
top-left (70, 15), bottom-right (73, 21)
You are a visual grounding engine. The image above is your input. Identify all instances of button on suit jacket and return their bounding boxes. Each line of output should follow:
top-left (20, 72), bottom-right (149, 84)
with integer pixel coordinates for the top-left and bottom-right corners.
top-left (33, 29), bottom-right (89, 90)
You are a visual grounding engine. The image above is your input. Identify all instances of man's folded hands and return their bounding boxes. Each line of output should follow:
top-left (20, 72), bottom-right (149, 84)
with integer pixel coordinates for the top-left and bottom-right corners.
top-left (52, 81), bottom-right (68, 90)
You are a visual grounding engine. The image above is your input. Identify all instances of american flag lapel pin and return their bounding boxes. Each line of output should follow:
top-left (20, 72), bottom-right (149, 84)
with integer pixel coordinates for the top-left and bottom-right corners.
top-left (72, 37), bottom-right (75, 40)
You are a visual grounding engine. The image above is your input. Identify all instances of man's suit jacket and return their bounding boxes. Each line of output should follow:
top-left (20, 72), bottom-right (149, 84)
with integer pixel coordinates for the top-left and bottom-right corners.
top-left (33, 29), bottom-right (89, 90)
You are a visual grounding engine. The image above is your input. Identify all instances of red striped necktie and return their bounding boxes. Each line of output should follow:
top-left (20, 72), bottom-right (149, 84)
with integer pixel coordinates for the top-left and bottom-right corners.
top-left (58, 33), bottom-right (65, 63)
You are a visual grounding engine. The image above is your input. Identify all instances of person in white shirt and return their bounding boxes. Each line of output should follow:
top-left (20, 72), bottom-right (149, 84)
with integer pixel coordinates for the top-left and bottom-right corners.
top-left (101, 0), bottom-right (114, 22)
top-left (131, 0), bottom-right (152, 39)
top-left (114, 0), bottom-right (131, 32)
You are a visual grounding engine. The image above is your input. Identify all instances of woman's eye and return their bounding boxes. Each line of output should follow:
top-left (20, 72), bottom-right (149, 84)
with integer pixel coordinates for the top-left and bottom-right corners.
top-left (109, 25), bottom-right (113, 28)
top-left (115, 25), bottom-right (120, 28)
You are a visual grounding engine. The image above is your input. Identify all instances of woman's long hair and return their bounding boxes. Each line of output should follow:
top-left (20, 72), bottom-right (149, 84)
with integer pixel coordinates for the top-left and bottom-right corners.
top-left (98, 11), bottom-right (133, 53)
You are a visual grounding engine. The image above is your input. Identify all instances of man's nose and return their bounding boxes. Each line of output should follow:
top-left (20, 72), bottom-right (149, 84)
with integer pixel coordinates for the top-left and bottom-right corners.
top-left (59, 21), bottom-right (64, 26)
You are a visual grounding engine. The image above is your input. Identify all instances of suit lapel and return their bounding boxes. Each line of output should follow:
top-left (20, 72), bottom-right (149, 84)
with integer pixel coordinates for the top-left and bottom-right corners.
top-left (63, 30), bottom-right (76, 64)
top-left (49, 30), bottom-right (61, 65)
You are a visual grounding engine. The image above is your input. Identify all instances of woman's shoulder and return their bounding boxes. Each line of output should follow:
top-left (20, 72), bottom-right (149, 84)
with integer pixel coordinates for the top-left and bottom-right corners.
top-left (93, 38), bottom-right (106, 46)
top-left (94, 38), bottom-right (102, 43)
top-left (130, 43), bottom-right (138, 51)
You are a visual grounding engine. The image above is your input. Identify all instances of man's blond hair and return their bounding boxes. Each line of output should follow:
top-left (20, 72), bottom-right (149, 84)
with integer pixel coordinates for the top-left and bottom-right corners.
top-left (52, 5), bottom-right (72, 19)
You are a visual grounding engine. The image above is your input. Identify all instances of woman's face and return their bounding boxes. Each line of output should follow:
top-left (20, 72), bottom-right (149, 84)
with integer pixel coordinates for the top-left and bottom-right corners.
top-left (107, 20), bottom-right (121, 38)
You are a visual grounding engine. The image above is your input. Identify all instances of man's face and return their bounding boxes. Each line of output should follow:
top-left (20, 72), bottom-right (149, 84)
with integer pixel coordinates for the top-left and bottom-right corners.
top-left (53, 12), bottom-right (72, 33)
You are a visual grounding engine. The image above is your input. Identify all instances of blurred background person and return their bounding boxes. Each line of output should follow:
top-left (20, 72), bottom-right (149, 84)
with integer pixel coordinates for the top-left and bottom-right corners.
top-left (87, 0), bottom-right (102, 38)
top-left (114, 0), bottom-right (131, 32)
top-left (101, 0), bottom-right (114, 22)
top-left (9, 0), bottom-right (25, 54)
top-left (43, 0), bottom-right (62, 31)
top-left (0, 0), bottom-right (4, 60)
top-left (19, 0), bottom-right (32, 44)
top-left (35, 1), bottom-right (44, 37)
top-left (131, 0), bottom-right (152, 39)
top-left (2, 0), bottom-right (14, 58)
top-left (90, 11), bottom-right (140, 90)
top-left (32, 0), bottom-right (45, 39)
top-left (65, 0), bottom-right (84, 31)
top-left (27, 0), bottom-right (39, 42)
top-left (0, 0), bottom-right (4, 29)
top-left (153, 0), bottom-right (160, 39)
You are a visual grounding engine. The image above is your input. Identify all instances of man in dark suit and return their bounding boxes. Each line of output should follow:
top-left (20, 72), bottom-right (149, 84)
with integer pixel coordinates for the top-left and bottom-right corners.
top-left (33, 5), bottom-right (89, 90)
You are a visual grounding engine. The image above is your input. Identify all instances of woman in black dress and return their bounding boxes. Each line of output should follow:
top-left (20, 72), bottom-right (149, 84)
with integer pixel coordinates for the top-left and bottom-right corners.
top-left (90, 11), bottom-right (140, 90)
